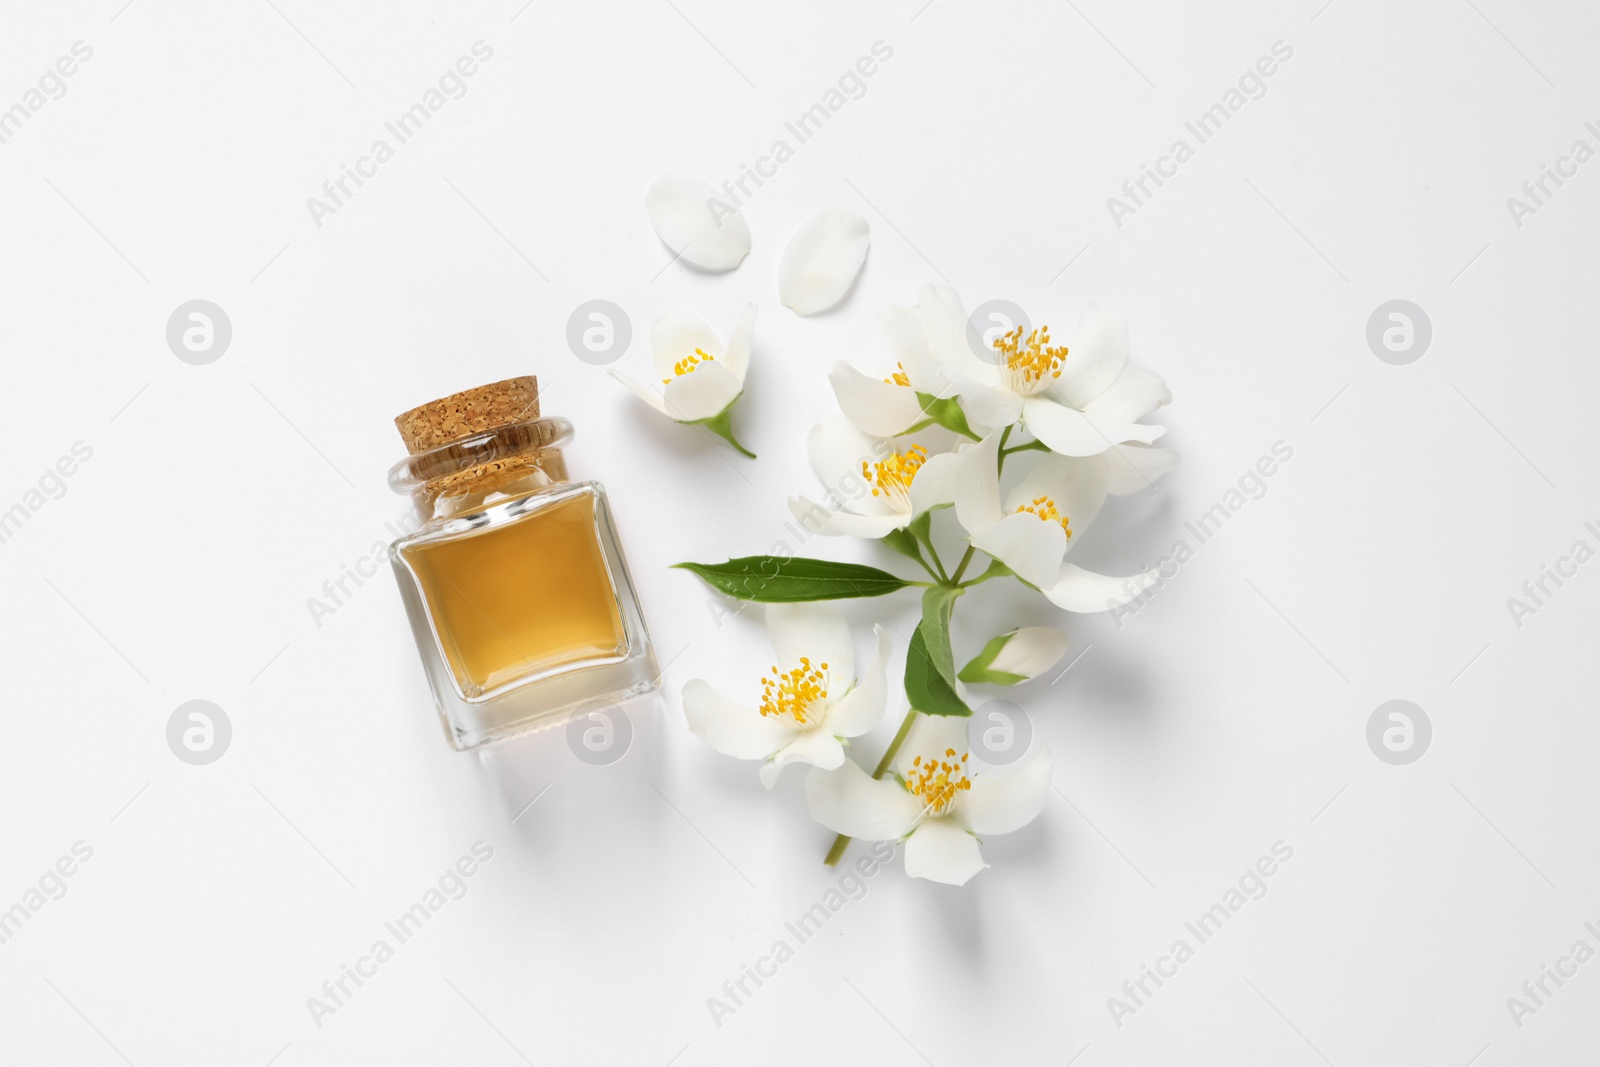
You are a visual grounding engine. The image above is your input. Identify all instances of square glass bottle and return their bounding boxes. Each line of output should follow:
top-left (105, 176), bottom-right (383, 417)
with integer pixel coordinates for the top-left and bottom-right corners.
top-left (387, 377), bottom-right (658, 749)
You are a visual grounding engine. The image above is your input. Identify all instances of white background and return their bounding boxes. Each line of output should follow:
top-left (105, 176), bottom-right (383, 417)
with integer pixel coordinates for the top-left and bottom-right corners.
top-left (1, 0), bottom-right (1597, 1063)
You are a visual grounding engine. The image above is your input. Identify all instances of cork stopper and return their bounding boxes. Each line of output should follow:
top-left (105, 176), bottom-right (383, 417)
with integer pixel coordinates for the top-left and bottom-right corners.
top-left (393, 377), bottom-right (565, 501)
top-left (395, 376), bottom-right (541, 454)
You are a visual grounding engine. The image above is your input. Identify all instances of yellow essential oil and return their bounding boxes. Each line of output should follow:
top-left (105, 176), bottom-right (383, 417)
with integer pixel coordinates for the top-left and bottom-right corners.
top-left (400, 493), bottom-right (627, 695)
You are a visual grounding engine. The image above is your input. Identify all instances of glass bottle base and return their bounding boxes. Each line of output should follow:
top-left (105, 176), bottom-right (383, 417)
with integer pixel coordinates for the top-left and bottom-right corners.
top-left (439, 658), bottom-right (661, 751)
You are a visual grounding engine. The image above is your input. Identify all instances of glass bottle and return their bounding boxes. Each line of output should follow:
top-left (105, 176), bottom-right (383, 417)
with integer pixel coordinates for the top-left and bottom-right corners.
top-left (387, 376), bottom-right (657, 749)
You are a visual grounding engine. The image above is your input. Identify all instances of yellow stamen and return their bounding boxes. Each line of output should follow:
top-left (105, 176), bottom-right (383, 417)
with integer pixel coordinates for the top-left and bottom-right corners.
top-left (883, 362), bottom-right (912, 387)
top-left (662, 348), bottom-right (715, 385)
top-left (861, 444), bottom-right (928, 501)
top-left (1016, 495), bottom-right (1072, 538)
top-left (908, 746), bottom-right (972, 816)
top-left (993, 325), bottom-right (1066, 386)
top-left (759, 657), bottom-right (830, 725)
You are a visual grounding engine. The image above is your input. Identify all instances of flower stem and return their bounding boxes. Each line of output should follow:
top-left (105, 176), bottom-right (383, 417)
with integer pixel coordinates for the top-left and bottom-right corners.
top-left (897, 538), bottom-right (942, 582)
top-left (870, 708), bottom-right (919, 777)
top-left (958, 559), bottom-right (1010, 587)
top-left (948, 545), bottom-right (977, 585)
top-left (914, 528), bottom-right (949, 583)
top-left (824, 707), bottom-right (921, 867)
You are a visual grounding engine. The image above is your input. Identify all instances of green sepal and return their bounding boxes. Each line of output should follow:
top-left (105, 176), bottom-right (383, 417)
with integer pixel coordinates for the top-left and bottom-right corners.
top-left (679, 395), bottom-right (755, 458)
top-left (879, 526), bottom-right (925, 566)
top-left (908, 392), bottom-right (980, 440)
top-left (958, 631), bottom-right (1029, 686)
top-left (905, 510), bottom-right (940, 567)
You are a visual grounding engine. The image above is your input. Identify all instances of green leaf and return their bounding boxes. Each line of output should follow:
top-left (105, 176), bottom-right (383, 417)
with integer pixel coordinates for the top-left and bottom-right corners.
top-left (919, 586), bottom-right (961, 682)
top-left (904, 585), bottom-right (970, 716)
top-left (913, 392), bottom-right (979, 441)
top-left (672, 557), bottom-right (912, 602)
top-left (958, 631), bottom-right (1029, 686)
top-left (679, 395), bottom-right (755, 458)
top-left (905, 626), bottom-right (972, 717)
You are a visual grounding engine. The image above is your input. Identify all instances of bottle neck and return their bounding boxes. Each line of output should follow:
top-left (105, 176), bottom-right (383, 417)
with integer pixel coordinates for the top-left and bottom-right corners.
top-left (388, 417), bottom-right (574, 524)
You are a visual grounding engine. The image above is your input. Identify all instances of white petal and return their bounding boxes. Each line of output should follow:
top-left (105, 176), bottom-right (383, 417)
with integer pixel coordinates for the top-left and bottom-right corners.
top-left (953, 431), bottom-right (1004, 536)
top-left (806, 417), bottom-right (898, 516)
top-left (760, 730), bottom-right (846, 789)
top-left (987, 627), bottom-right (1070, 681)
top-left (682, 679), bottom-right (798, 759)
top-left (1022, 394), bottom-right (1165, 457)
top-left (720, 304), bottom-right (757, 382)
top-left (958, 743), bottom-right (1052, 835)
top-left (786, 497), bottom-right (909, 538)
top-left (609, 369), bottom-right (668, 415)
top-left (1007, 453), bottom-right (1108, 541)
top-left (1084, 363), bottom-right (1169, 421)
top-left (892, 713), bottom-right (972, 779)
top-left (1043, 563), bottom-right (1161, 613)
top-left (1054, 304), bottom-right (1129, 408)
top-left (971, 511), bottom-right (1067, 589)
top-left (830, 362), bottom-right (925, 438)
top-left (909, 450), bottom-right (960, 515)
top-left (919, 284), bottom-right (971, 330)
top-left (651, 310), bottom-right (725, 379)
top-left (917, 285), bottom-right (1004, 388)
top-left (662, 361), bottom-right (743, 422)
top-left (777, 209), bottom-right (870, 316)
top-left (766, 601), bottom-right (854, 684)
top-left (953, 379), bottom-right (1024, 429)
top-left (878, 304), bottom-right (947, 395)
top-left (824, 625), bottom-right (889, 737)
top-left (644, 171), bottom-right (750, 271)
top-left (806, 760), bottom-right (924, 840)
top-left (1101, 444), bottom-right (1180, 495)
top-left (902, 819), bottom-right (988, 885)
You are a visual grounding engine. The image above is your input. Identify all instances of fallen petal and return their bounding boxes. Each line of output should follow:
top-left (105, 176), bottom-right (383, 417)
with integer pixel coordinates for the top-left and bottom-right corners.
top-left (778, 209), bottom-right (870, 315)
top-left (645, 171), bottom-right (751, 271)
